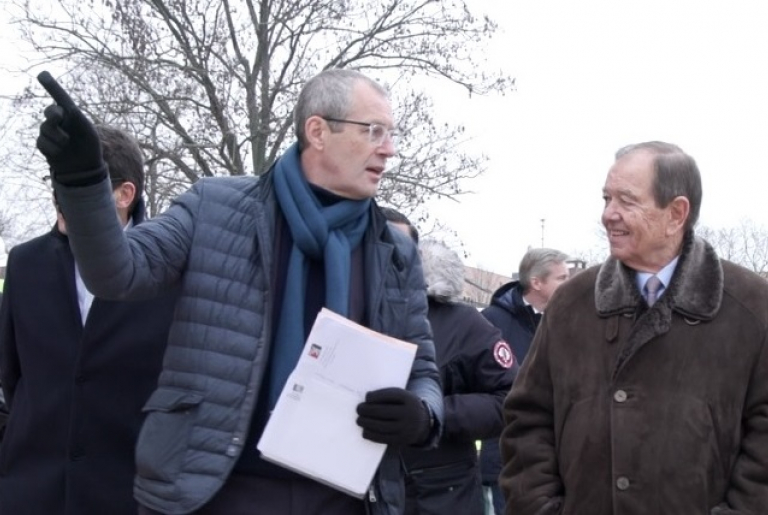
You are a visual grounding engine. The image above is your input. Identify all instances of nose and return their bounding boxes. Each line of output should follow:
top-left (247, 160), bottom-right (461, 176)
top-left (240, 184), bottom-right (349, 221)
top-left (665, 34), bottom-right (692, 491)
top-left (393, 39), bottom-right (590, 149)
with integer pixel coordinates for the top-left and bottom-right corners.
top-left (602, 200), bottom-right (620, 225)
top-left (378, 135), bottom-right (397, 157)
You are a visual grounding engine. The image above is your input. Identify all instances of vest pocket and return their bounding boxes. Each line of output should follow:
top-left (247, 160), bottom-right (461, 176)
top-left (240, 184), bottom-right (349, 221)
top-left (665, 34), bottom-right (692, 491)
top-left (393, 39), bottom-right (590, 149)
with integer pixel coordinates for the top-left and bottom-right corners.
top-left (136, 388), bottom-right (204, 483)
top-left (405, 460), bottom-right (484, 515)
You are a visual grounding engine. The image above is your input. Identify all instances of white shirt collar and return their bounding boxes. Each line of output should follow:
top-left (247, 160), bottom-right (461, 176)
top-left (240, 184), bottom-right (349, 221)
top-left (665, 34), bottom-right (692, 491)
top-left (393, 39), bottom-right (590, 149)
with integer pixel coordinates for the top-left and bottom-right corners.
top-left (522, 295), bottom-right (542, 314)
top-left (635, 256), bottom-right (679, 300)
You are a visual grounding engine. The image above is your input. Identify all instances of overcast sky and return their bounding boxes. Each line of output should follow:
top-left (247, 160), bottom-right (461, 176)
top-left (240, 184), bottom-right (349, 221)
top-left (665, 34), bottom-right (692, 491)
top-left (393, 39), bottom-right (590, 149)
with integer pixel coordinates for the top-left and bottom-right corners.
top-left (3, 1), bottom-right (768, 276)
top-left (427, 0), bottom-right (768, 275)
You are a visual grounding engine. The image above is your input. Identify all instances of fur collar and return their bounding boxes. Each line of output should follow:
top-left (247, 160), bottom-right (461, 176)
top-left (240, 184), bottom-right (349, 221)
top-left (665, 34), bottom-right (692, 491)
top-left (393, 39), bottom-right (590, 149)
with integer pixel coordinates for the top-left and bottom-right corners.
top-left (595, 231), bottom-right (723, 321)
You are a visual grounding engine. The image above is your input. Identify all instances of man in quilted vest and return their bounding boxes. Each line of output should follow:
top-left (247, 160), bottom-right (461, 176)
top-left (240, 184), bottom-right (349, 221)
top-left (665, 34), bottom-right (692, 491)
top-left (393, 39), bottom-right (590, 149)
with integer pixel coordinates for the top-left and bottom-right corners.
top-left (34, 68), bottom-right (443, 515)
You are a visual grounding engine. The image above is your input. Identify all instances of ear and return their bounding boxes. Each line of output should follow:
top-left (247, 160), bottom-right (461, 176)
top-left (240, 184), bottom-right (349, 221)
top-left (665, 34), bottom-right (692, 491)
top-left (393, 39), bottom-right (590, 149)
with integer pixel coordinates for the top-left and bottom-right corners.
top-left (113, 181), bottom-right (137, 210)
top-left (530, 276), bottom-right (543, 292)
top-left (304, 115), bottom-right (327, 150)
top-left (666, 196), bottom-right (690, 236)
top-left (53, 192), bottom-right (67, 233)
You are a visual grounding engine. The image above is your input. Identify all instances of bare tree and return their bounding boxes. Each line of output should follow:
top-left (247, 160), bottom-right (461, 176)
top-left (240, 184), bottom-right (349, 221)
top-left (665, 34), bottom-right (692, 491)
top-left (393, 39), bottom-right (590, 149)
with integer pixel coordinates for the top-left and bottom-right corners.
top-left (568, 220), bottom-right (608, 268)
top-left (0, 97), bottom-right (53, 246)
top-left (6, 0), bottom-right (513, 215)
top-left (697, 225), bottom-right (741, 263)
top-left (699, 220), bottom-right (768, 275)
top-left (568, 220), bottom-right (768, 276)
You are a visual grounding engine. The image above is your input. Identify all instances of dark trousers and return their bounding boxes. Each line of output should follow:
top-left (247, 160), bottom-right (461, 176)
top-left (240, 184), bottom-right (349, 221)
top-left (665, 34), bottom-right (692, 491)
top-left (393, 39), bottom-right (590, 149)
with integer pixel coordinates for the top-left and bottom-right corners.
top-left (137, 473), bottom-right (366, 515)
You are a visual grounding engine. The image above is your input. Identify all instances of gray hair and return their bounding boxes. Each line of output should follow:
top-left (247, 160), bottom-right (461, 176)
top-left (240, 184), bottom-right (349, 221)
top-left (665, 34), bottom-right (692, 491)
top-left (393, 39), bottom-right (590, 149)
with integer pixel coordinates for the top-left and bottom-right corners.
top-left (615, 141), bottom-right (702, 231)
top-left (518, 248), bottom-right (569, 291)
top-left (419, 240), bottom-right (465, 303)
top-left (294, 69), bottom-right (389, 149)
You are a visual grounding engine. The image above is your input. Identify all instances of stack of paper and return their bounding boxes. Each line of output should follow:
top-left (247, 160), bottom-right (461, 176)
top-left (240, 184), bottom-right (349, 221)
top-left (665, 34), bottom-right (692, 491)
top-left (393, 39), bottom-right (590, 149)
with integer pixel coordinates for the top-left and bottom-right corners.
top-left (257, 308), bottom-right (417, 498)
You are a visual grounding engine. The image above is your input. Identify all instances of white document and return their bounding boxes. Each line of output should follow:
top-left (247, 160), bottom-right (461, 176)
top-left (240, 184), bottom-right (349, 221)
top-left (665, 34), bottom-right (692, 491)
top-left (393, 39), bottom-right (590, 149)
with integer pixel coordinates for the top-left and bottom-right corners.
top-left (257, 308), bottom-right (417, 499)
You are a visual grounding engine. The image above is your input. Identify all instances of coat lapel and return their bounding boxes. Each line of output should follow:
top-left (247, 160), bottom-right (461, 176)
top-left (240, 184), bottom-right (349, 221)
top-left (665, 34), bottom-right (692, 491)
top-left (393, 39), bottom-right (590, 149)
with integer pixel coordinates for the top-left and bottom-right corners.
top-left (594, 232), bottom-right (724, 376)
top-left (52, 228), bottom-right (86, 332)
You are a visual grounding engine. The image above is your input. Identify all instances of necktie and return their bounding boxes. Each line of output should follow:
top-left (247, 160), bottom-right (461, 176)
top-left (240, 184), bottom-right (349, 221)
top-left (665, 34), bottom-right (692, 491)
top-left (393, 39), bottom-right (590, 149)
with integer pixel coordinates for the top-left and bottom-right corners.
top-left (645, 275), bottom-right (662, 307)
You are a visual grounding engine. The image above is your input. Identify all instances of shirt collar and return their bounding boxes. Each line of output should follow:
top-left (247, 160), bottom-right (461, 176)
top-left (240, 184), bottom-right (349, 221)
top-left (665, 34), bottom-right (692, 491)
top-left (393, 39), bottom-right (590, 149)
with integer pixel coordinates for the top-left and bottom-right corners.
top-left (635, 255), bottom-right (679, 294)
top-left (522, 295), bottom-right (542, 314)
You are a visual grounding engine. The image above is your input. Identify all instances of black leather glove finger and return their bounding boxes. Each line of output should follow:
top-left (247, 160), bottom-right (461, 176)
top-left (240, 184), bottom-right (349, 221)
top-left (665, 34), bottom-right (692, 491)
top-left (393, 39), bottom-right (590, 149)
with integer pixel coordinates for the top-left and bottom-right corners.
top-left (356, 387), bottom-right (432, 447)
top-left (36, 71), bottom-right (106, 186)
top-left (37, 105), bottom-right (70, 157)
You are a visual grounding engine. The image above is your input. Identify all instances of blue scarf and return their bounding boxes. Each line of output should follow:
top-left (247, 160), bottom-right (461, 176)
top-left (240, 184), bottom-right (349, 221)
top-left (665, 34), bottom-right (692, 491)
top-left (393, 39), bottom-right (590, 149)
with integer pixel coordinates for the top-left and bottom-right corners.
top-left (269, 143), bottom-right (371, 406)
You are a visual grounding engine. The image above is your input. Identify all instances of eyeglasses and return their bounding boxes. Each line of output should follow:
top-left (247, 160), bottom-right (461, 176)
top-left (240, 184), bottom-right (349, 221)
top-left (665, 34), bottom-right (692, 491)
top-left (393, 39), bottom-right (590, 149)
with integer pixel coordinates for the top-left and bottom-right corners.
top-left (322, 117), bottom-right (399, 146)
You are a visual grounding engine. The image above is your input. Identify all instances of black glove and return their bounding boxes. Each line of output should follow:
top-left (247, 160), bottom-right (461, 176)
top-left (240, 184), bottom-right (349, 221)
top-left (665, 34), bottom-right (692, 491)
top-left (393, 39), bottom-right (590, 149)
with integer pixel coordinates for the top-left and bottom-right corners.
top-left (356, 387), bottom-right (432, 446)
top-left (36, 71), bottom-right (106, 186)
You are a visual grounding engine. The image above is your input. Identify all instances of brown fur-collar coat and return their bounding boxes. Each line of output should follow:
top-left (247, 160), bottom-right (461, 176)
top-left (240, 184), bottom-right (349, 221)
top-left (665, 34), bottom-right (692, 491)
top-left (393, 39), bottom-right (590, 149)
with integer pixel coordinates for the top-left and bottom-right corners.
top-left (500, 233), bottom-right (768, 515)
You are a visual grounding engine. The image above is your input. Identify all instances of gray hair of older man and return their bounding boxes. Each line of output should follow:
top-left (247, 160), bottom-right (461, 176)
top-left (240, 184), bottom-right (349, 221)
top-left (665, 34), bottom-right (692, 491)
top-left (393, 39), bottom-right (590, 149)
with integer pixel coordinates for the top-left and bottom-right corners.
top-left (615, 141), bottom-right (702, 232)
top-left (419, 239), bottom-right (465, 303)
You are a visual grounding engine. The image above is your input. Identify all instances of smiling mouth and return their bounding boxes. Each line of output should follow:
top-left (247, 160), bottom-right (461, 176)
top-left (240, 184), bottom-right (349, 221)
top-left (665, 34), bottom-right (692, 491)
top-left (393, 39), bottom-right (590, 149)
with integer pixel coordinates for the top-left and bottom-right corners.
top-left (607, 229), bottom-right (629, 240)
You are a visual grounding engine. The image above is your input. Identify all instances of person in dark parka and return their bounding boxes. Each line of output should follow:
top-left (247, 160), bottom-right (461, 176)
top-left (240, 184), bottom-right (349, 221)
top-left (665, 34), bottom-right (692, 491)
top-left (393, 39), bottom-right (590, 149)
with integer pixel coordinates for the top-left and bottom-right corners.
top-left (0, 126), bottom-right (177, 515)
top-left (382, 207), bottom-right (517, 515)
top-left (401, 239), bottom-right (517, 515)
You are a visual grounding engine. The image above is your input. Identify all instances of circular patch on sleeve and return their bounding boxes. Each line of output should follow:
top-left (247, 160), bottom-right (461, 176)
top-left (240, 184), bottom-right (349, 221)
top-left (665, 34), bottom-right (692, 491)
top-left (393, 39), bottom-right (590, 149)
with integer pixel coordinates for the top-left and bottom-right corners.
top-left (493, 340), bottom-right (515, 369)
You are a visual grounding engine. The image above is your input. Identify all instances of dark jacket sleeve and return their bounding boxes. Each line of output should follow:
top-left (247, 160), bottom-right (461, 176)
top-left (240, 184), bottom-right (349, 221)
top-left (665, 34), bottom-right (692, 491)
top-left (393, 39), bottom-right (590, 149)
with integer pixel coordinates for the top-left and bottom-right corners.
top-left (443, 310), bottom-right (517, 441)
top-left (717, 331), bottom-right (768, 514)
top-left (392, 231), bottom-right (444, 447)
top-left (0, 248), bottom-right (20, 409)
top-left (53, 178), bottom-right (197, 301)
top-left (499, 312), bottom-right (564, 515)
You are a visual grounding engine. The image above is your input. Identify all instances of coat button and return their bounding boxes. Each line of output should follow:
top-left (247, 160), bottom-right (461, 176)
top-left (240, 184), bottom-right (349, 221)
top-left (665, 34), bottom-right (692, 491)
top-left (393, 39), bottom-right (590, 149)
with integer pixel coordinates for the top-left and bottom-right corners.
top-left (616, 476), bottom-right (630, 490)
top-left (613, 389), bottom-right (628, 403)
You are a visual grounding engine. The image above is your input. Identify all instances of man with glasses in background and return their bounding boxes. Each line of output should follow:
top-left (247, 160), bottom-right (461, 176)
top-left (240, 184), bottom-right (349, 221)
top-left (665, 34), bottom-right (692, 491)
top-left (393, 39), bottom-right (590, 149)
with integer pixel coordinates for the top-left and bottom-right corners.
top-left (33, 68), bottom-right (443, 515)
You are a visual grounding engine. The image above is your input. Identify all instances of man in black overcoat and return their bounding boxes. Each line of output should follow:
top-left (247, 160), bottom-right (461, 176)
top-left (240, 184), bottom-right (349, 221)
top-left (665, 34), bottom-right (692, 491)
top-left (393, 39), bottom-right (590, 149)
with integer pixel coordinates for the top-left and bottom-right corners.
top-left (0, 126), bottom-right (177, 515)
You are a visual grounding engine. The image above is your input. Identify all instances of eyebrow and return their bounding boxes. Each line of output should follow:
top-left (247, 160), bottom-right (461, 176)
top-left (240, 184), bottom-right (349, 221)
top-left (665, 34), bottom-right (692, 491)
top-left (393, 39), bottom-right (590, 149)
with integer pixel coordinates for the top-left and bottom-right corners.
top-left (603, 187), bottom-right (639, 201)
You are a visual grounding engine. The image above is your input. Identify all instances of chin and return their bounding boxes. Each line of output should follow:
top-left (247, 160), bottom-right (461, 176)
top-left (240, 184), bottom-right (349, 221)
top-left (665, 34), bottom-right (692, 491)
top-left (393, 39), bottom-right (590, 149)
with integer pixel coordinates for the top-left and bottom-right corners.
top-left (357, 185), bottom-right (380, 199)
top-left (609, 247), bottom-right (629, 262)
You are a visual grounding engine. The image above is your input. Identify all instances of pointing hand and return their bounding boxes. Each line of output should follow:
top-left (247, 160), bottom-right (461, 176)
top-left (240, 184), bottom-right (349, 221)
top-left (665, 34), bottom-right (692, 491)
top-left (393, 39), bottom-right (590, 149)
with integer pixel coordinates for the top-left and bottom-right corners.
top-left (37, 71), bottom-right (106, 186)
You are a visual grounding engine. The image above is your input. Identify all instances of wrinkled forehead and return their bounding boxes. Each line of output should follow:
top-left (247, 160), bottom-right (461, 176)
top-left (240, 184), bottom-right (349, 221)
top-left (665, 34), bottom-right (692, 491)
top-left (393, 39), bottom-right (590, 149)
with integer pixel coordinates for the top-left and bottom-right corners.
top-left (605, 150), bottom-right (656, 192)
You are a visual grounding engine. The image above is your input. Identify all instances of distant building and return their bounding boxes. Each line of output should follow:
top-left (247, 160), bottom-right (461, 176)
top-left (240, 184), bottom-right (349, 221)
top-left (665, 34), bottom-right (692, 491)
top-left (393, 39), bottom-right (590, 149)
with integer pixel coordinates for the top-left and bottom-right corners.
top-left (461, 266), bottom-right (512, 309)
top-left (461, 258), bottom-right (588, 309)
top-left (567, 258), bottom-right (588, 277)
